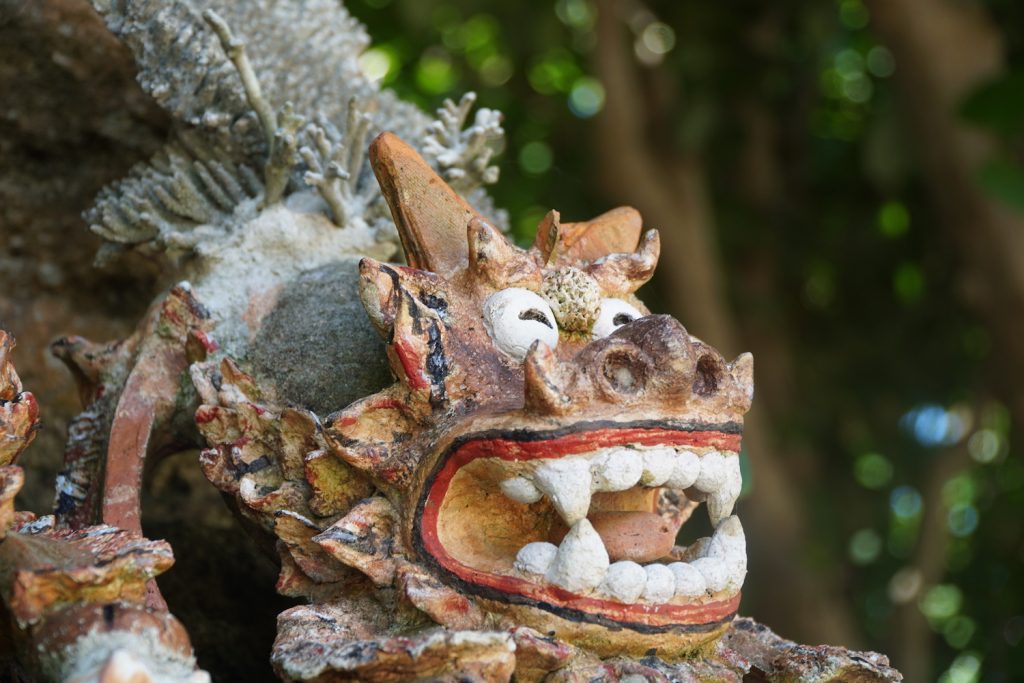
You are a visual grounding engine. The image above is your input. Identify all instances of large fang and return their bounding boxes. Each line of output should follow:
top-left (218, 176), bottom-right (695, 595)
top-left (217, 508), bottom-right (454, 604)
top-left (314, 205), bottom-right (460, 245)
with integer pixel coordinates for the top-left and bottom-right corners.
top-left (690, 515), bottom-right (746, 592)
top-left (545, 519), bottom-right (609, 592)
top-left (534, 457), bottom-right (593, 524)
top-left (707, 455), bottom-right (742, 525)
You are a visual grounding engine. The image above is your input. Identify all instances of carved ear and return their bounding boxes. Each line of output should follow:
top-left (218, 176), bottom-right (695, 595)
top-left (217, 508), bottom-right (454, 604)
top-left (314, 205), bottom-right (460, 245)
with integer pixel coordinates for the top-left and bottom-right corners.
top-left (359, 258), bottom-right (449, 338)
top-left (370, 132), bottom-right (486, 273)
top-left (585, 229), bottom-right (660, 295)
top-left (540, 206), bottom-right (644, 265)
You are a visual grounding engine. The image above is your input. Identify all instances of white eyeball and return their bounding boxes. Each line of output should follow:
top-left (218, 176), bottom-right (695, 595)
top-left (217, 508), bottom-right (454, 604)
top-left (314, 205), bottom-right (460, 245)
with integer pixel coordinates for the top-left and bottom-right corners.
top-left (483, 288), bottom-right (559, 361)
top-left (592, 298), bottom-right (644, 338)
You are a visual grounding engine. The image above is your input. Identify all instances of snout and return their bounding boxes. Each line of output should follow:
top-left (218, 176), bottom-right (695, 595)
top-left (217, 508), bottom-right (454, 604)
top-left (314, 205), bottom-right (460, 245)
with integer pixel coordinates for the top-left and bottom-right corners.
top-left (523, 315), bottom-right (754, 420)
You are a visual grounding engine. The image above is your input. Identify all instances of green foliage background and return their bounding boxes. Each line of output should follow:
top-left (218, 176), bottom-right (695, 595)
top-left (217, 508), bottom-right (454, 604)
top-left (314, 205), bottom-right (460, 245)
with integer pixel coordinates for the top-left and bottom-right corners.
top-left (350, 1), bottom-right (1024, 681)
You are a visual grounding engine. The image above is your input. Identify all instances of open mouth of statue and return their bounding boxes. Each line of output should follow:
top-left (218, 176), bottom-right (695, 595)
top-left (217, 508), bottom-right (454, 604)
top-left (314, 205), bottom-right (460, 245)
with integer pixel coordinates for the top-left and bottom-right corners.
top-left (416, 424), bottom-right (746, 630)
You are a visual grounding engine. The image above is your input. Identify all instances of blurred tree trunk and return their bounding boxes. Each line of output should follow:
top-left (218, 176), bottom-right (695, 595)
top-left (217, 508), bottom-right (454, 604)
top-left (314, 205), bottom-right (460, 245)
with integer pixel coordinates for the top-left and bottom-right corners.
top-left (591, 0), bottom-right (859, 647)
top-left (867, 0), bottom-right (1024, 427)
top-left (865, 0), bottom-right (1023, 678)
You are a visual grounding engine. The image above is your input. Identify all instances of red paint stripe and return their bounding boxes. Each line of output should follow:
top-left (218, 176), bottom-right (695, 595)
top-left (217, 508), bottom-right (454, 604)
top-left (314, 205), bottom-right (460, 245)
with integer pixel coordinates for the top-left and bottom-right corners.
top-left (421, 427), bottom-right (742, 626)
top-left (394, 339), bottom-right (428, 390)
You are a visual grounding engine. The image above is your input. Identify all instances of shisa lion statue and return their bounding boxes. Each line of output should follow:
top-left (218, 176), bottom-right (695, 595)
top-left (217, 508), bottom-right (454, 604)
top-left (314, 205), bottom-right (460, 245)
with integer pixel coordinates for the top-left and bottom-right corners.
top-left (0, 0), bottom-right (902, 681)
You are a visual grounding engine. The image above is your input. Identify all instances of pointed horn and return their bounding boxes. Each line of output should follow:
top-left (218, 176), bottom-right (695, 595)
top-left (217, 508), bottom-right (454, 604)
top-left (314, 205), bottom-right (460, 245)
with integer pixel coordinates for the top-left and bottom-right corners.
top-left (468, 217), bottom-right (542, 290)
top-left (523, 341), bottom-right (575, 415)
top-left (585, 229), bottom-right (660, 295)
top-left (728, 352), bottom-right (755, 411)
top-left (370, 132), bottom-right (484, 273)
top-left (530, 210), bottom-right (562, 265)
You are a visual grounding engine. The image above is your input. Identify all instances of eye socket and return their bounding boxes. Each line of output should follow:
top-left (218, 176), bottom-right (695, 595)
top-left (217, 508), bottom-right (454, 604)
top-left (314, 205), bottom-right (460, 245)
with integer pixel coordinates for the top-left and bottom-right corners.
top-left (483, 288), bottom-right (559, 361)
top-left (592, 299), bottom-right (644, 338)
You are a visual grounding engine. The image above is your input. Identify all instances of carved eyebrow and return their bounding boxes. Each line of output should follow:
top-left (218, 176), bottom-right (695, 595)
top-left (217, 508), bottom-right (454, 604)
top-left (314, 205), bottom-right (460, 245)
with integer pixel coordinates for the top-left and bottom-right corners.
top-left (612, 312), bottom-right (637, 326)
top-left (519, 308), bottom-right (554, 328)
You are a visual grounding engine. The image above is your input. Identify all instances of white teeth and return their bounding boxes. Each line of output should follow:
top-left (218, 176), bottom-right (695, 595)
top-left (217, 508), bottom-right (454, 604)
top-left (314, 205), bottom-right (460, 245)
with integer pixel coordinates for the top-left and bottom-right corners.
top-left (691, 516), bottom-right (746, 593)
top-left (514, 542), bottom-right (558, 575)
top-left (639, 448), bottom-right (676, 487)
top-left (591, 449), bottom-right (643, 492)
top-left (641, 564), bottom-right (675, 603)
top-left (707, 456), bottom-right (742, 525)
top-left (534, 458), bottom-right (593, 524)
top-left (545, 519), bottom-right (609, 592)
top-left (693, 450), bottom-right (728, 493)
top-left (497, 445), bottom-right (746, 604)
top-left (500, 476), bottom-right (543, 504)
top-left (668, 562), bottom-right (707, 596)
top-left (665, 449), bottom-right (700, 489)
top-left (599, 561), bottom-right (646, 603)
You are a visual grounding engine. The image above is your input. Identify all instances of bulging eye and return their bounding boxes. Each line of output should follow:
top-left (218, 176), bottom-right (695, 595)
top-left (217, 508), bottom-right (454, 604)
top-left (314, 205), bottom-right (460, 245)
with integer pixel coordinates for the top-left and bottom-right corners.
top-left (483, 288), bottom-right (559, 361)
top-left (592, 298), bottom-right (643, 338)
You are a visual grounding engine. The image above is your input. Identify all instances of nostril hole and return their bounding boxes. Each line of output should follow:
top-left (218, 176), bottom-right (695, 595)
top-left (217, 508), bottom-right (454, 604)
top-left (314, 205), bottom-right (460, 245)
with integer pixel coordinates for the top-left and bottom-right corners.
top-left (603, 350), bottom-right (645, 394)
top-left (693, 354), bottom-right (722, 396)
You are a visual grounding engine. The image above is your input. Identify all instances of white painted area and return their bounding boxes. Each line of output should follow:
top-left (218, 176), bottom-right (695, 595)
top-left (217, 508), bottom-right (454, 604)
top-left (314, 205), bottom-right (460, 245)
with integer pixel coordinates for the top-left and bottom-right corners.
top-left (665, 449), bottom-right (700, 489)
top-left (533, 458), bottom-right (593, 525)
top-left (514, 542), bottom-right (558, 575)
top-left (599, 561), bottom-right (646, 603)
top-left (669, 562), bottom-right (707, 597)
top-left (708, 455), bottom-right (742, 525)
top-left (693, 450), bottom-right (727, 494)
top-left (641, 563), bottom-right (675, 603)
top-left (592, 298), bottom-right (643, 338)
top-left (482, 288), bottom-right (559, 361)
top-left (639, 447), bottom-right (675, 486)
top-left (545, 519), bottom-right (609, 592)
top-left (590, 448), bottom-right (643, 492)
top-left (500, 476), bottom-right (543, 504)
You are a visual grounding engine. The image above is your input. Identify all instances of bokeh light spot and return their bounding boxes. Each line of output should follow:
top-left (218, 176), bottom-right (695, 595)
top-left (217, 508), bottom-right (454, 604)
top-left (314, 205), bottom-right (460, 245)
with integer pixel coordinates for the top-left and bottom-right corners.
top-left (867, 46), bottom-right (896, 77)
top-left (967, 429), bottom-right (1002, 463)
top-left (568, 77), bottom-right (605, 118)
top-left (920, 584), bottom-right (963, 622)
top-left (890, 485), bottom-right (923, 519)
top-left (415, 52), bottom-right (456, 95)
top-left (947, 503), bottom-right (979, 538)
top-left (358, 46), bottom-right (396, 83)
top-left (855, 452), bottom-right (893, 489)
top-left (938, 652), bottom-right (981, 683)
top-left (849, 528), bottom-right (883, 565)
top-left (944, 616), bottom-right (977, 649)
top-left (839, 0), bottom-right (870, 29)
top-left (878, 201), bottom-right (910, 237)
top-left (519, 141), bottom-right (553, 175)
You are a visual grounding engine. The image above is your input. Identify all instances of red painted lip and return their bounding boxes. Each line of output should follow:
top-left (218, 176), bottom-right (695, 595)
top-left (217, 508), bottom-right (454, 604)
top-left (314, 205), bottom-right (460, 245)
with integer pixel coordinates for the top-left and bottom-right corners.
top-left (418, 426), bottom-right (743, 628)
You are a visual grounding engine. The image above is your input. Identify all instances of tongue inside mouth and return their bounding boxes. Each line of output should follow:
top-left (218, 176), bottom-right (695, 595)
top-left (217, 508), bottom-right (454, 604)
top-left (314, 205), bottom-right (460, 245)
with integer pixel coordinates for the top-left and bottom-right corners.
top-left (549, 508), bottom-right (684, 564)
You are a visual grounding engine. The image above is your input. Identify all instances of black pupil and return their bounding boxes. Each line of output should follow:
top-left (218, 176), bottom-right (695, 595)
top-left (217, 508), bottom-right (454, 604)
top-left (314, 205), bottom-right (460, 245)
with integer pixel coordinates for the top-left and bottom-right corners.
top-left (519, 309), bottom-right (553, 328)
top-left (612, 312), bottom-right (636, 326)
